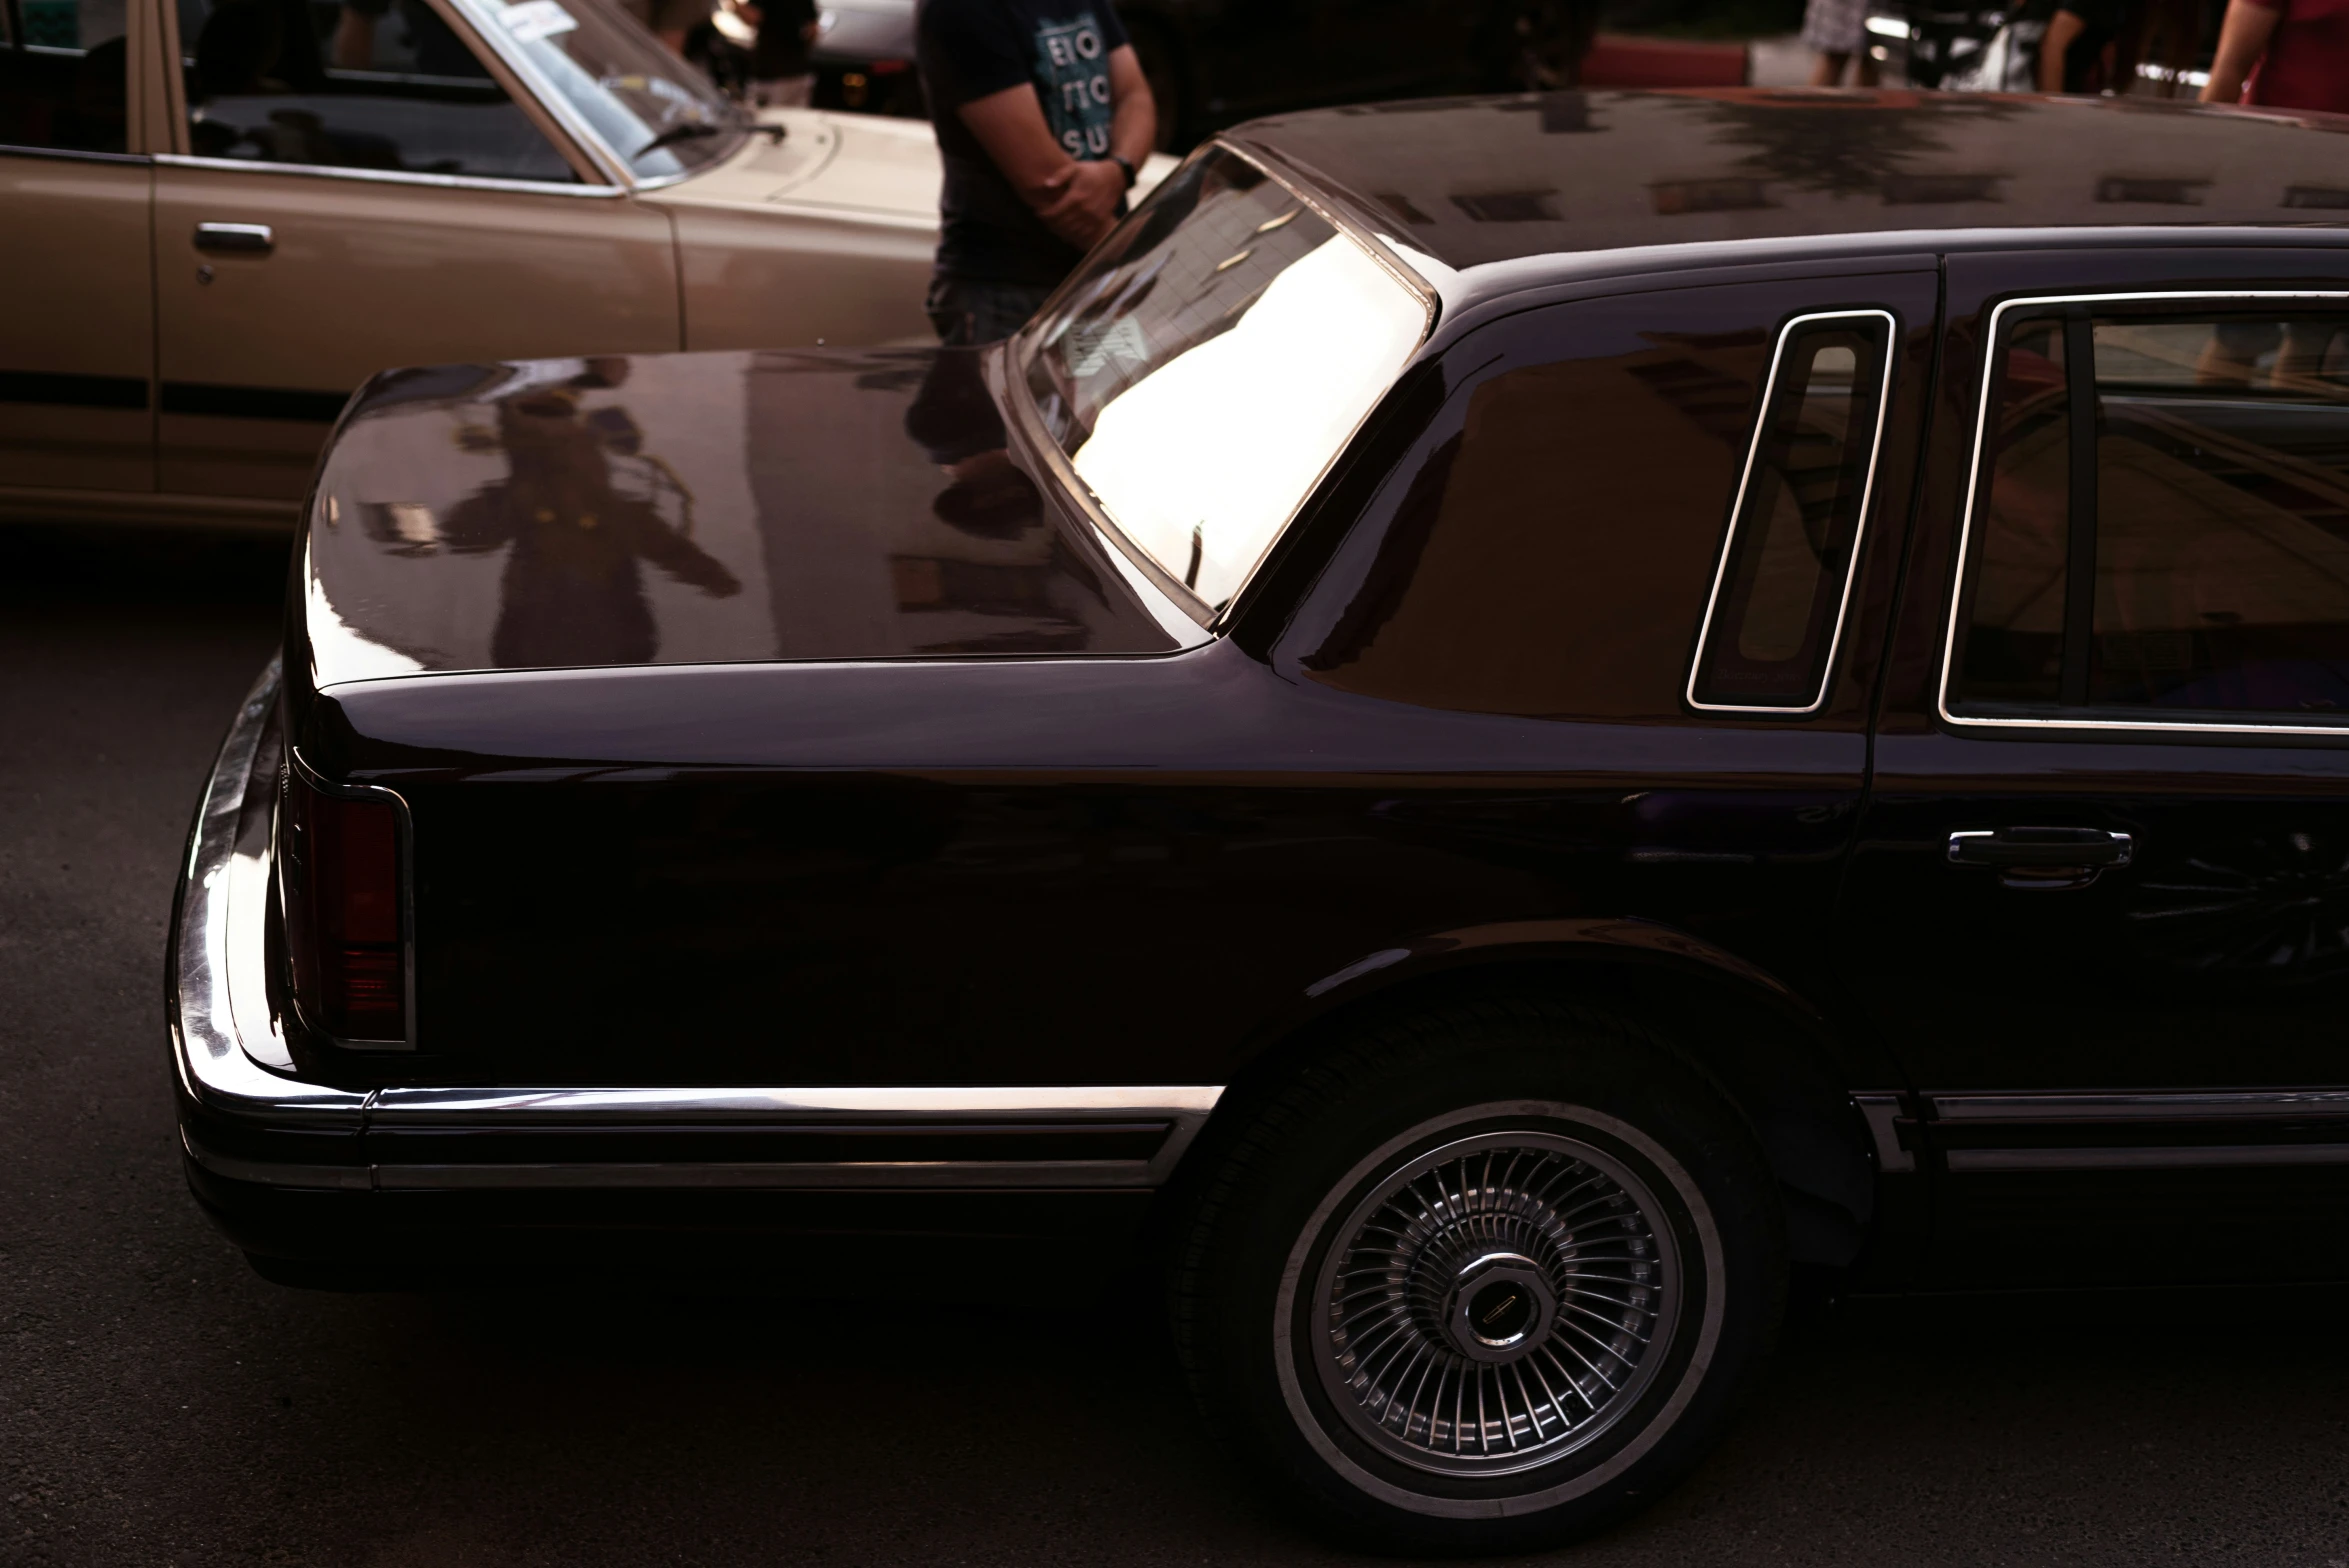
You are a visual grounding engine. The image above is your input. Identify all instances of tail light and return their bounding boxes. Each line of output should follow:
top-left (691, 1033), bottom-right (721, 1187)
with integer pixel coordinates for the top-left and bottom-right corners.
top-left (279, 764), bottom-right (408, 1044)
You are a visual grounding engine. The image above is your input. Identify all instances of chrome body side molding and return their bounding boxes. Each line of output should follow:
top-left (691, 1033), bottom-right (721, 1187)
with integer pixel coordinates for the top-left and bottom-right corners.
top-left (1923, 1089), bottom-right (2349, 1172)
top-left (170, 661), bottom-right (1223, 1195)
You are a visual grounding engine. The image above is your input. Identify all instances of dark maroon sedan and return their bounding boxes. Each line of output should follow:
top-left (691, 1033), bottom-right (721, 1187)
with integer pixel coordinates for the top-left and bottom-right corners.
top-left (175, 88), bottom-right (2349, 1552)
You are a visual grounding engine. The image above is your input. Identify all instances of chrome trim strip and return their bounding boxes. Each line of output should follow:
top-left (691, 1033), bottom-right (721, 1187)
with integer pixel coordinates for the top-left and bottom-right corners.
top-left (171, 678), bottom-right (1224, 1189)
top-left (1930, 1089), bottom-right (2349, 1122)
top-left (1947, 1144), bottom-right (2349, 1172)
top-left (1937, 289), bottom-right (2349, 737)
top-left (154, 152), bottom-right (625, 197)
top-left (1851, 1092), bottom-right (1915, 1174)
top-left (171, 660), bottom-right (369, 1119)
top-left (368, 1084), bottom-right (1223, 1117)
top-left (1686, 308), bottom-right (1899, 717)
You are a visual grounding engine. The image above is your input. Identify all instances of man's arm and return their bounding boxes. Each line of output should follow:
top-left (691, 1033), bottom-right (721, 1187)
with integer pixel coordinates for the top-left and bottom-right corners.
top-left (957, 45), bottom-right (1156, 250)
top-left (2202, 0), bottom-right (2279, 101)
top-left (2038, 9), bottom-right (2086, 91)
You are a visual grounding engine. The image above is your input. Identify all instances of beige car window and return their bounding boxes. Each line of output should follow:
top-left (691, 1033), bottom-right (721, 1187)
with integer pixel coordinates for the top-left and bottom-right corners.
top-left (1, 0), bottom-right (131, 153)
top-left (177, 0), bottom-right (576, 181)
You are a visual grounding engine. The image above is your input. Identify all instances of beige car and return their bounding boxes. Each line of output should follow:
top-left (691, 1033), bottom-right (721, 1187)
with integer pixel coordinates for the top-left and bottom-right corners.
top-left (0, 0), bottom-right (948, 529)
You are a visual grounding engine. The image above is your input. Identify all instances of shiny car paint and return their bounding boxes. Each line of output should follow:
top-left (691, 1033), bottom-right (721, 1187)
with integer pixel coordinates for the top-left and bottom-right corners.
top-left (176, 90), bottom-right (2349, 1292)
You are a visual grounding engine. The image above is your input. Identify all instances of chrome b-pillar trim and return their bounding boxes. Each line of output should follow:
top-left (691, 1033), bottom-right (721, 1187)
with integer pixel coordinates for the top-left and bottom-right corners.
top-left (170, 668), bottom-right (1225, 1191)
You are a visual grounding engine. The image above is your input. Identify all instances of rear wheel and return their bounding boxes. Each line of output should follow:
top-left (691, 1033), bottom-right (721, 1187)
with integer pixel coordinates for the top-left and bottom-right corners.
top-left (1173, 997), bottom-right (1783, 1553)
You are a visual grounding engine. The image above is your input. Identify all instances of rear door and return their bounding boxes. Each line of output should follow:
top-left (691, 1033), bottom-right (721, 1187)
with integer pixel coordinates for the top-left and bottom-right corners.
top-left (0, 0), bottom-right (154, 499)
top-left (152, 0), bottom-right (676, 501)
top-left (1842, 246), bottom-right (2349, 1284)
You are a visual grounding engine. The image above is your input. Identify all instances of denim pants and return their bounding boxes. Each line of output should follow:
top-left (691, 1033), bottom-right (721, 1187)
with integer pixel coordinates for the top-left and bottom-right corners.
top-left (925, 277), bottom-right (1058, 346)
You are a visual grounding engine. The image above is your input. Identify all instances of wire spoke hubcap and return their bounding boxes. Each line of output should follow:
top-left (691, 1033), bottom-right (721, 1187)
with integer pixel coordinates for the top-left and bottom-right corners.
top-left (1312, 1129), bottom-right (1679, 1477)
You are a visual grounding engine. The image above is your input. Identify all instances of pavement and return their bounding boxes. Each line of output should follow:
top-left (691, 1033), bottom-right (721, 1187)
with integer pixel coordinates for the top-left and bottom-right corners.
top-left (6, 520), bottom-right (2349, 1567)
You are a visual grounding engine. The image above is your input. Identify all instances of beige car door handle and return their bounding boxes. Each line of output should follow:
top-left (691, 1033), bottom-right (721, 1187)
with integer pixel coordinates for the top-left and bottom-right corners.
top-left (194, 223), bottom-right (274, 254)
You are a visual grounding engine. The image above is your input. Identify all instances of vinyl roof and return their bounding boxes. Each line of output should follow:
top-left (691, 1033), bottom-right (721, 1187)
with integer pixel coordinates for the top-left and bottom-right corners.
top-left (1231, 89), bottom-right (2349, 271)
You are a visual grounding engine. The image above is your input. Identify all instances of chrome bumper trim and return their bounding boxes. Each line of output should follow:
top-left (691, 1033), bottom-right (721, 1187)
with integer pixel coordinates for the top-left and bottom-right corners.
top-left (170, 662), bottom-right (1224, 1191)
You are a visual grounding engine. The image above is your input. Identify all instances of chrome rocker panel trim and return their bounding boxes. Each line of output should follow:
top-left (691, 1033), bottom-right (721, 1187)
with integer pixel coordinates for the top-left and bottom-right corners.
top-left (171, 660), bottom-right (1224, 1195)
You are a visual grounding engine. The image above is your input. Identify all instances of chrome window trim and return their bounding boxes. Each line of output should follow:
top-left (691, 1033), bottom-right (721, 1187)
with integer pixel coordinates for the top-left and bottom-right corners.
top-left (170, 663), bottom-right (1225, 1190)
top-left (1937, 288), bottom-right (2349, 738)
top-left (444, 0), bottom-right (745, 190)
top-left (0, 143), bottom-right (152, 165)
top-left (440, 0), bottom-right (640, 187)
top-left (1004, 137), bottom-right (1440, 636)
top-left (154, 151), bottom-right (626, 196)
top-left (1686, 308), bottom-right (1899, 717)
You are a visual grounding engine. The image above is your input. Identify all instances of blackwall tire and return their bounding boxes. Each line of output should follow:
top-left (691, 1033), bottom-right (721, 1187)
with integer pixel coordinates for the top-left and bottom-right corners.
top-left (1172, 997), bottom-right (1785, 1554)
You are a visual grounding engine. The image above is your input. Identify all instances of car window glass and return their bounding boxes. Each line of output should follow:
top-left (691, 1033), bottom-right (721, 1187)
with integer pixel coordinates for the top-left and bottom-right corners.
top-left (1956, 317), bottom-right (2070, 705)
top-left (1955, 308), bottom-right (2349, 722)
top-left (1022, 147), bottom-right (1429, 611)
top-left (2092, 315), bottom-right (2349, 714)
top-left (453, 0), bottom-right (742, 179)
top-left (0, 0), bottom-right (130, 153)
top-left (1690, 316), bottom-right (1892, 710)
top-left (178, 0), bottom-right (578, 181)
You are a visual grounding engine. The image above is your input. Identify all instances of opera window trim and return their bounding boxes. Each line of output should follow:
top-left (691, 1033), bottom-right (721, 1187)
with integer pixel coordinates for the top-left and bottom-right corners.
top-left (1686, 308), bottom-right (1898, 716)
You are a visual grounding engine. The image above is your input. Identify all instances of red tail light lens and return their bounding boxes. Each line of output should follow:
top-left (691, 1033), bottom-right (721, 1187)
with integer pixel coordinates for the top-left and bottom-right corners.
top-left (281, 770), bottom-right (406, 1043)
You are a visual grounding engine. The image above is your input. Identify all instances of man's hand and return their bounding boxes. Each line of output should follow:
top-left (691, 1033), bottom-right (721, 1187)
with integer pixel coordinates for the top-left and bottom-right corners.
top-left (1037, 158), bottom-right (1127, 248)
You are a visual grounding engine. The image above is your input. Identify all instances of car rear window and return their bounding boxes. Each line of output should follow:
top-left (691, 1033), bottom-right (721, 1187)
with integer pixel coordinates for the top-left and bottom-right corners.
top-left (1952, 304), bottom-right (2349, 726)
top-left (1019, 145), bottom-right (1430, 614)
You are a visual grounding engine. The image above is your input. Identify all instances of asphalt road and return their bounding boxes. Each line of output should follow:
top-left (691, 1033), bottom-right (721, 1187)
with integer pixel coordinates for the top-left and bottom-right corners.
top-left (6, 521), bottom-right (2349, 1567)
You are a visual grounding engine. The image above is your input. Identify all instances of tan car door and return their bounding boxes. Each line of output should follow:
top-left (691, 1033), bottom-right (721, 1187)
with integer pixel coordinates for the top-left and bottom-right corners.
top-left (152, 0), bottom-right (676, 503)
top-left (0, 0), bottom-right (157, 503)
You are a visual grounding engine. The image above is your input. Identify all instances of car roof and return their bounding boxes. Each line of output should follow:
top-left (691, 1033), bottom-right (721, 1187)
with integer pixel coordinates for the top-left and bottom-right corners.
top-left (1225, 89), bottom-right (2349, 281)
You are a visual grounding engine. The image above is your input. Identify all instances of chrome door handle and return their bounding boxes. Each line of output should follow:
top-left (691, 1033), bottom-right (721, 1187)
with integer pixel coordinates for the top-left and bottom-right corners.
top-left (1948, 826), bottom-right (2133, 889)
top-left (194, 222), bottom-right (273, 253)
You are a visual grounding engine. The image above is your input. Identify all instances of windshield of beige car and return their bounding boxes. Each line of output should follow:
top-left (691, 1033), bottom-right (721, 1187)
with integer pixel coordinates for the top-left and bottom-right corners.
top-left (1020, 147), bottom-right (1431, 612)
top-left (458, 0), bottom-right (744, 177)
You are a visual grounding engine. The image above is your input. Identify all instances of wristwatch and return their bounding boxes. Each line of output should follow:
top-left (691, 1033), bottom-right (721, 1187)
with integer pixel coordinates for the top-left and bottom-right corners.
top-left (1109, 153), bottom-right (1138, 189)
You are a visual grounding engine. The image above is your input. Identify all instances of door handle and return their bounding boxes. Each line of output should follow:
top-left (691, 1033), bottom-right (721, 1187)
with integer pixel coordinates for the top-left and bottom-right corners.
top-left (1948, 826), bottom-right (2133, 889)
top-left (194, 222), bottom-right (273, 253)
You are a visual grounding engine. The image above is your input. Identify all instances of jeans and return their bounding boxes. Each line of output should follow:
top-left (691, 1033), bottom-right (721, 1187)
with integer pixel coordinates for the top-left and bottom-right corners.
top-left (925, 277), bottom-right (1057, 346)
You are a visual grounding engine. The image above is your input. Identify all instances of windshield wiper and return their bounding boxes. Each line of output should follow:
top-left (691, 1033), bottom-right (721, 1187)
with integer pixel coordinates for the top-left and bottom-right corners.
top-left (635, 120), bottom-right (721, 158)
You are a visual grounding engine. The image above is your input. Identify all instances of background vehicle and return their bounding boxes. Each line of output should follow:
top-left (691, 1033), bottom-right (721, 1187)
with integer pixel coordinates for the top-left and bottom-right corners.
top-left (0, 0), bottom-right (945, 532)
top-left (175, 89), bottom-right (2349, 1553)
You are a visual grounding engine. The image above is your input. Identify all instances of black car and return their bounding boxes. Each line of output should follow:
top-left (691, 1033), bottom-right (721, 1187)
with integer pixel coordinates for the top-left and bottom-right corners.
top-left (175, 88), bottom-right (2349, 1554)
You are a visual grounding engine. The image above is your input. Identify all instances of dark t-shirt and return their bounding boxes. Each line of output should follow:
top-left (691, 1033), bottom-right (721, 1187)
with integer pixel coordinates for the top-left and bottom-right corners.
top-left (916, 0), bottom-right (1129, 286)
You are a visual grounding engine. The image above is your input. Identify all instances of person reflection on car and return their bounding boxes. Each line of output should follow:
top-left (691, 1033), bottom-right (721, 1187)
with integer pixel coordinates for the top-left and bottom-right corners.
top-left (442, 357), bottom-right (742, 668)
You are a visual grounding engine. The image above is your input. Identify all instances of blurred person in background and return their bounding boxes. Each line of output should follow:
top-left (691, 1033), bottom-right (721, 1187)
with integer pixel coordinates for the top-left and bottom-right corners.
top-left (623, 0), bottom-right (712, 56)
top-left (914, 0), bottom-right (1155, 345)
top-left (746, 0), bottom-right (818, 104)
top-left (2036, 0), bottom-right (2130, 88)
top-left (1802, 0), bottom-right (1879, 85)
top-left (2202, 0), bottom-right (2349, 111)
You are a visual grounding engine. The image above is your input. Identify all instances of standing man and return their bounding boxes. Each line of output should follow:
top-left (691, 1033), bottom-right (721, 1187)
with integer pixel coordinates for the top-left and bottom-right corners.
top-left (914, 0), bottom-right (1156, 345)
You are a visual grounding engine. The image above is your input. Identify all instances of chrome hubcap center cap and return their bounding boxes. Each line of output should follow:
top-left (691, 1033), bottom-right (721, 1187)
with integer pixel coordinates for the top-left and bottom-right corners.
top-left (1446, 1252), bottom-right (1556, 1362)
